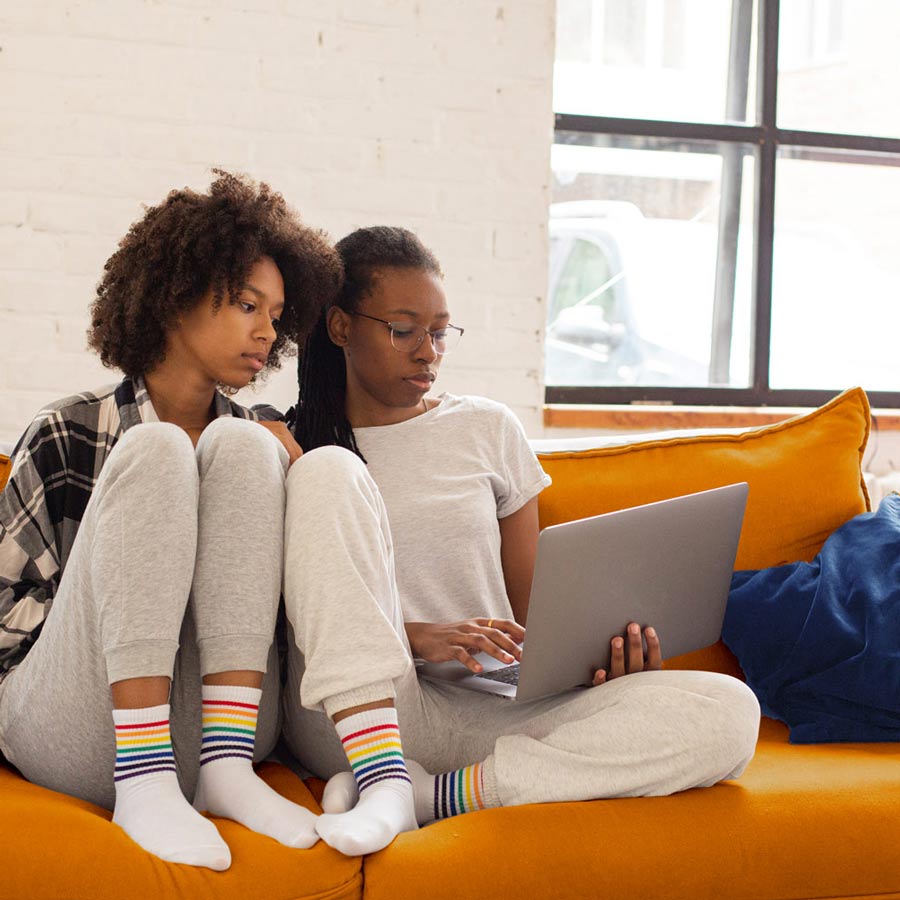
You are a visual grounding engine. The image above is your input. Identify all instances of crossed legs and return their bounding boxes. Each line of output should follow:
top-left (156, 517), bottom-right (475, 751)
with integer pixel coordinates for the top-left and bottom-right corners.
top-left (280, 446), bottom-right (760, 852)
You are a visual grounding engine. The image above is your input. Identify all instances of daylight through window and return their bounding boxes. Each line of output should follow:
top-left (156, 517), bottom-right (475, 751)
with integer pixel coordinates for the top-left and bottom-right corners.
top-left (549, 0), bottom-right (900, 408)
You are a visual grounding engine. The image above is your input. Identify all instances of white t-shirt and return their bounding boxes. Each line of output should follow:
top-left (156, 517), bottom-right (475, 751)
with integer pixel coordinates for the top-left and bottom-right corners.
top-left (353, 393), bottom-right (551, 623)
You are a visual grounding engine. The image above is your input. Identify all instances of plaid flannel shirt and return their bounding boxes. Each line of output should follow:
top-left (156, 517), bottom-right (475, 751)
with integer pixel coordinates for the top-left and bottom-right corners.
top-left (0, 376), bottom-right (279, 680)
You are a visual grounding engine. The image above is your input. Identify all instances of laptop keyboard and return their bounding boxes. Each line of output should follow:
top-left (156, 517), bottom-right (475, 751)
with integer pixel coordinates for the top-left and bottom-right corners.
top-left (475, 664), bottom-right (520, 686)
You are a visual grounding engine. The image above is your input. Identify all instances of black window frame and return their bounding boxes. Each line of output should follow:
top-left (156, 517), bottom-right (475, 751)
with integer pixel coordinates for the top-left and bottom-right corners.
top-left (547, 0), bottom-right (900, 409)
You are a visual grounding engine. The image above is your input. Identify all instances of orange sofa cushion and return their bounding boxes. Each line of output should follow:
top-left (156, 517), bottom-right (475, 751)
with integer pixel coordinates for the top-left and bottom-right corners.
top-left (361, 718), bottom-right (900, 900)
top-left (2, 759), bottom-right (361, 900)
top-left (0, 453), bottom-right (9, 492)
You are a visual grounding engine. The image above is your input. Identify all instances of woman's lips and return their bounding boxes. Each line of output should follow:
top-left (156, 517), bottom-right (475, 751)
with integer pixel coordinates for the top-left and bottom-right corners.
top-left (243, 354), bottom-right (265, 371)
top-left (405, 374), bottom-right (433, 390)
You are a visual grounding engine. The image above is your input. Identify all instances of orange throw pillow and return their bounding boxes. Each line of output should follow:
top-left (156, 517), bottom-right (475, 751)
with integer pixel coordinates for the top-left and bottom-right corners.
top-left (537, 387), bottom-right (870, 571)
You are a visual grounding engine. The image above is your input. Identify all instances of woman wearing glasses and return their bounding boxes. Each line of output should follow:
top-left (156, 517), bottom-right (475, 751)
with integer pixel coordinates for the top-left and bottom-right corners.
top-left (278, 226), bottom-right (760, 857)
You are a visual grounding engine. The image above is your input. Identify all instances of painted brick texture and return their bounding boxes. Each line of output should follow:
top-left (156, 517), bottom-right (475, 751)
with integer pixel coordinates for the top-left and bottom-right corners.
top-left (0, 0), bottom-right (554, 443)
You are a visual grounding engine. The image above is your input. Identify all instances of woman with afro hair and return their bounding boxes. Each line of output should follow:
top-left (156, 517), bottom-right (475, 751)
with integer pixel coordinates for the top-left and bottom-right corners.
top-left (0, 171), bottom-right (342, 869)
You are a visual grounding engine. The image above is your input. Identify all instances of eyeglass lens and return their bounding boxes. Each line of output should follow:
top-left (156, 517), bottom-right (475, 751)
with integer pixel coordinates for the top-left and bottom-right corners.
top-left (390, 325), bottom-right (461, 355)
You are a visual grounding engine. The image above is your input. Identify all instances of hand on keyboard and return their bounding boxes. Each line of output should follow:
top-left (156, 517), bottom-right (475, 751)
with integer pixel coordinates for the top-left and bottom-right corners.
top-left (406, 618), bottom-right (526, 674)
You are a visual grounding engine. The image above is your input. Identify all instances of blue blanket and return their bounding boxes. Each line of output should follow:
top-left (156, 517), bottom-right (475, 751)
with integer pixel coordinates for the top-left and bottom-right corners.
top-left (723, 493), bottom-right (900, 743)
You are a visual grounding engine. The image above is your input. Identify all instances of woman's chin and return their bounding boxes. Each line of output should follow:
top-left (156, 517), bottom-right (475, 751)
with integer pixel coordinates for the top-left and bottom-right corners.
top-left (218, 373), bottom-right (256, 393)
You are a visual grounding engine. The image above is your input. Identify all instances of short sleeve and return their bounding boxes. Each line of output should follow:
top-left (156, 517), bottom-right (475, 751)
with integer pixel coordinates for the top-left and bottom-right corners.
top-left (494, 406), bottom-right (552, 518)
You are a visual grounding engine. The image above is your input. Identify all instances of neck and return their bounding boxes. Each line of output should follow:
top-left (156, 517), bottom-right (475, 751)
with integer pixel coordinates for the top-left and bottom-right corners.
top-left (143, 365), bottom-right (218, 430)
top-left (345, 389), bottom-right (429, 429)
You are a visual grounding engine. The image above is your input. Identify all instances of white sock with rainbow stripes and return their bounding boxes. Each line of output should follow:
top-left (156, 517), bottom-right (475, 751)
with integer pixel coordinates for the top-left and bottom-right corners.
top-left (413, 758), bottom-right (494, 823)
top-left (314, 706), bottom-right (418, 856)
top-left (192, 684), bottom-right (319, 849)
top-left (111, 703), bottom-right (231, 870)
top-left (322, 758), bottom-right (498, 824)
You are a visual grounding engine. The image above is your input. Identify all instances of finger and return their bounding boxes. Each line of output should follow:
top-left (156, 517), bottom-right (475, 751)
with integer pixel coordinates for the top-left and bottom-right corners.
top-left (471, 619), bottom-right (523, 655)
top-left (609, 636), bottom-right (626, 679)
top-left (483, 618), bottom-right (526, 643)
top-left (257, 422), bottom-right (303, 465)
top-left (279, 429), bottom-right (303, 462)
top-left (469, 632), bottom-right (517, 665)
top-left (626, 622), bottom-right (644, 673)
top-left (644, 626), bottom-right (662, 670)
top-left (592, 669), bottom-right (607, 686)
top-left (476, 625), bottom-right (523, 661)
top-left (452, 645), bottom-right (484, 674)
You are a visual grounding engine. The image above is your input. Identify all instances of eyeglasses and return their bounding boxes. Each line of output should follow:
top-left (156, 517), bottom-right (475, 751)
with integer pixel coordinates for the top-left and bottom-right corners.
top-left (350, 312), bottom-right (465, 355)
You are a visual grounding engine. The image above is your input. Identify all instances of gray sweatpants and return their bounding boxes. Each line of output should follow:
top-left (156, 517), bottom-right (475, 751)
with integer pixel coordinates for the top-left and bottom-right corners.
top-left (279, 447), bottom-right (761, 807)
top-left (0, 431), bottom-right (760, 814)
top-left (0, 419), bottom-right (287, 810)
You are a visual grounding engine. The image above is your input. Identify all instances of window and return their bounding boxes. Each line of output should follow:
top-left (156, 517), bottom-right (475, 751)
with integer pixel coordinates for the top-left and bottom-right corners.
top-left (549, 0), bottom-right (900, 408)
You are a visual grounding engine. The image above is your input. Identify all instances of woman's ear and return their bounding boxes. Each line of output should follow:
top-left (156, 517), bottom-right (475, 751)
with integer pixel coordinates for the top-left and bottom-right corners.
top-left (326, 306), bottom-right (351, 347)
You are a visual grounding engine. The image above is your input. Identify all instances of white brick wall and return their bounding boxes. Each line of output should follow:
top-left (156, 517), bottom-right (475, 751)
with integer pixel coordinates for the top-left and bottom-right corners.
top-left (0, 0), bottom-right (555, 444)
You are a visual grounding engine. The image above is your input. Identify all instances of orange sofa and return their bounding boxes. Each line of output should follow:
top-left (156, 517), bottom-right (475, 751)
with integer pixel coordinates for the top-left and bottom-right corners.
top-left (2, 385), bottom-right (899, 900)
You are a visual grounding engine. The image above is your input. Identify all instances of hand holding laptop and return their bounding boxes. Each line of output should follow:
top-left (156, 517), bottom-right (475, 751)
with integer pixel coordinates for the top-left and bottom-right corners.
top-left (592, 622), bottom-right (662, 685)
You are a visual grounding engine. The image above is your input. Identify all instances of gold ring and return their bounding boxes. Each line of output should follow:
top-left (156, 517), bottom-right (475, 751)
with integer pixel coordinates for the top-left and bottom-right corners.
top-left (487, 619), bottom-right (494, 629)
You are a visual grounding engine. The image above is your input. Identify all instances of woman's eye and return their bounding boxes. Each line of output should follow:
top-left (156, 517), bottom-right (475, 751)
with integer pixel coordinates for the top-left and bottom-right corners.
top-left (432, 329), bottom-right (448, 340)
top-left (239, 301), bottom-right (256, 313)
top-left (271, 319), bottom-right (280, 329)
top-left (390, 326), bottom-right (416, 337)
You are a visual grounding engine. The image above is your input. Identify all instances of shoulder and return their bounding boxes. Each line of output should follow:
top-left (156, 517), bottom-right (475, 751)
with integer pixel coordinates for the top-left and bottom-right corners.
top-left (34, 383), bottom-right (121, 422)
top-left (436, 394), bottom-right (527, 441)
top-left (5, 382), bottom-right (122, 486)
top-left (16, 383), bottom-right (122, 450)
top-left (436, 393), bottom-right (518, 425)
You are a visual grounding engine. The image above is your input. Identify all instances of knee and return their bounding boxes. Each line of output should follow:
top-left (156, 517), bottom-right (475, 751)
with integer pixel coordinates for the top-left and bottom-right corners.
top-left (710, 675), bottom-right (761, 775)
top-left (284, 445), bottom-right (376, 522)
top-left (287, 445), bottom-right (368, 491)
top-left (726, 676), bottom-right (761, 733)
top-left (117, 421), bottom-right (193, 456)
top-left (733, 678), bottom-right (762, 753)
top-left (196, 416), bottom-right (286, 474)
top-left (109, 422), bottom-right (196, 483)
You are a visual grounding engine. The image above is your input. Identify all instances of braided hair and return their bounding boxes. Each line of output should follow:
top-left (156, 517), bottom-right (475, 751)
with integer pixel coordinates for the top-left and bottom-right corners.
top-left (291, 226), bottom-right (442, 458)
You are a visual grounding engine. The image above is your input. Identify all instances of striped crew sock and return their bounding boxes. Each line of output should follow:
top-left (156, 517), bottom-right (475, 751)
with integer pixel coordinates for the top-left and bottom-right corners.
top-left (424, 761), bottom-right (490, 822)
top-left (111, 703), bottom-right (230, 870)
top-left (199, 685), bottom-right (259, 766)
top-left (114, 705), bottom-right (176, 783)
top-left (321, 757), bottom-right (500, 825)
top-left (339, 708), bottom-right (411, 792)
top-left (193, 684), bottom-right (318, 849)
top-left (314, 706), bottom-right (418, 856)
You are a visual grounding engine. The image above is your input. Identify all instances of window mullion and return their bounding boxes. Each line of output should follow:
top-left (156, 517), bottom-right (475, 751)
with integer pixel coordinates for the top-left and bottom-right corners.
top-left (747, 0), bottom-right (780, 398)
top-left (710, 0), bottom-right (755, 385)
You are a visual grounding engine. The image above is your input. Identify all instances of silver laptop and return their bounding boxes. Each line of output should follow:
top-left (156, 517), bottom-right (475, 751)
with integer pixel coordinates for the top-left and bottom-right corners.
top-left (417, 482), bottom-right (748, 701)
